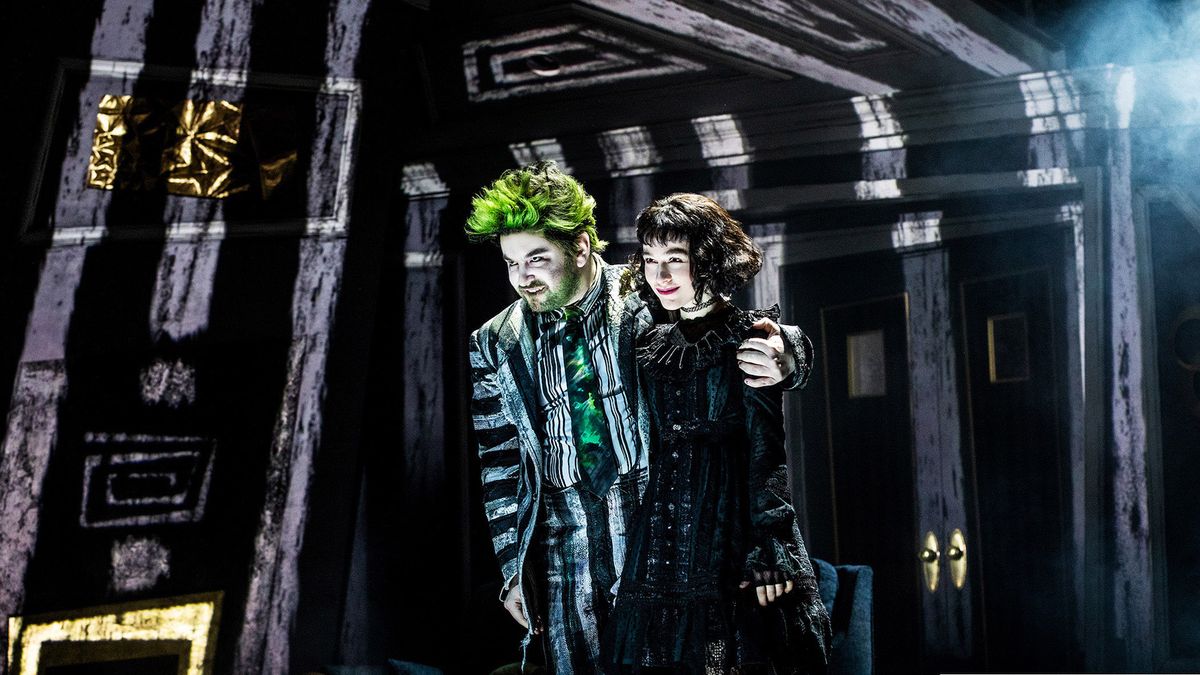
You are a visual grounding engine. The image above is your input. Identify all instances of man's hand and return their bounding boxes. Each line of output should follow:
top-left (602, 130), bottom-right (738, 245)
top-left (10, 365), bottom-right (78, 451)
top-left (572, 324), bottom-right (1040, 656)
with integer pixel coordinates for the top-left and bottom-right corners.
top-left (503, 584), bottom-right (542, 633)
top-left (737, 318), bottom-right (795, 388)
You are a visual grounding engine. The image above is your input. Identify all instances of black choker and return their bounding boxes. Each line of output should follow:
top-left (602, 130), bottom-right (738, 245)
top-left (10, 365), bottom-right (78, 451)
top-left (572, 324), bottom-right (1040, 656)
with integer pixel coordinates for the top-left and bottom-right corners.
top-left (681, 295), bottom-right (721, 312)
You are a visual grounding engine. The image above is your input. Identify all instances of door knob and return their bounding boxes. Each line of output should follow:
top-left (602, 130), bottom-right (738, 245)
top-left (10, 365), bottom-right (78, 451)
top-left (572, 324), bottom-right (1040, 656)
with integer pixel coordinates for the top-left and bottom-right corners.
top-left (948, 528), bottom-right (967, 589)
top-left (920, 531), bottom-right (940, 592)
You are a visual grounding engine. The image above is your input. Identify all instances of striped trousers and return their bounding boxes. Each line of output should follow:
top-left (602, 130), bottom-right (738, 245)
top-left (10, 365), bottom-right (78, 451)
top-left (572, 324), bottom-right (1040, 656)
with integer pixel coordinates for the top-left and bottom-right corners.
top-left (538, 467), bottom-right (647, 674)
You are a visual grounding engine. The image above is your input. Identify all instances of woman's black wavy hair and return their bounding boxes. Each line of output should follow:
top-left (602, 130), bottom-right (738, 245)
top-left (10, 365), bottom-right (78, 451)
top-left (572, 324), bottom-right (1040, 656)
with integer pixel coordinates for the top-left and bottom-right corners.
top-left (626, 193), bottom-right (762, 305)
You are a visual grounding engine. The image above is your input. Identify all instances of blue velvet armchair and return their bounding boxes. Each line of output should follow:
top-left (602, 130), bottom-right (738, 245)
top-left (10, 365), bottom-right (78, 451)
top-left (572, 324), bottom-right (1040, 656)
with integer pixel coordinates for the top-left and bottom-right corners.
top-left (814, 558), bottom-right (874, 675)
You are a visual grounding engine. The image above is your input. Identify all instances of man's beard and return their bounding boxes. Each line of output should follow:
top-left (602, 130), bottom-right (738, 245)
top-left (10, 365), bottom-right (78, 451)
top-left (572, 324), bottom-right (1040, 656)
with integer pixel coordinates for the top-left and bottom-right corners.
top-left (521, 263), bottom-right (584, 312)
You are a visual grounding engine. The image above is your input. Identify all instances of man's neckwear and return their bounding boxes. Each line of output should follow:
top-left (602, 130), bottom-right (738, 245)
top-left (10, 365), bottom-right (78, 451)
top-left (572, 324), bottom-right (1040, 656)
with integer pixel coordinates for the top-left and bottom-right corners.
top-left (562, 305), bottom-right (618, 496)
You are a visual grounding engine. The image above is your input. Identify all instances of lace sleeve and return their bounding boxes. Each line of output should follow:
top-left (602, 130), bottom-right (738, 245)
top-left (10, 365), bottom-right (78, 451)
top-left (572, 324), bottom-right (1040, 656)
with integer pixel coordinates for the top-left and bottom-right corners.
top-left (741, 382), bottom-right (811, 582)
top-left (739, 338), bottom-right (831, 670)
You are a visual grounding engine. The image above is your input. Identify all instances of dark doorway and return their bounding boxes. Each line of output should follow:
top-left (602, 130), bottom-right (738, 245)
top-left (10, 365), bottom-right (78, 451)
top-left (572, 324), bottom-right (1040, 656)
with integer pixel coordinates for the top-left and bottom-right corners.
top-left (788, 222), bottom-right (1078, 673)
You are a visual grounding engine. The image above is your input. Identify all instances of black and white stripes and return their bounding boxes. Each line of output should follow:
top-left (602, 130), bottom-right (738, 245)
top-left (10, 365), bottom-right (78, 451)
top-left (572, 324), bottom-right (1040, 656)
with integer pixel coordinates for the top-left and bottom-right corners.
top-left (535, 265), bottom-right (641, 489)
top-left (469, 326), bottom-right (527, 587)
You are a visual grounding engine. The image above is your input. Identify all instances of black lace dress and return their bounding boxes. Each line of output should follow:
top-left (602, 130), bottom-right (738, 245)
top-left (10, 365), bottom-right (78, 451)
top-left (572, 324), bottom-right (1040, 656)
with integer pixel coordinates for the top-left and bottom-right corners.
top-left (602, 304), bottom-right (831, 675)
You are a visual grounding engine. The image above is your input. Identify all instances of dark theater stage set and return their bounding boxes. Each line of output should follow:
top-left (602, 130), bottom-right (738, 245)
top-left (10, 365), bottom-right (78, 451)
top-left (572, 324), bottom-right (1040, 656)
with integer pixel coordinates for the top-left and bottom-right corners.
top-left (1, 0), bottom-right (1199, 673)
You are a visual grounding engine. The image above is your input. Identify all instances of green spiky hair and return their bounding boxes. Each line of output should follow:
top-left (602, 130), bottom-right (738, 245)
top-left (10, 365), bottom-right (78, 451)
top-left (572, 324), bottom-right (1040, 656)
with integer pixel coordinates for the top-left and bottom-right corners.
top-left (465, 160), bottom-right (607, 253)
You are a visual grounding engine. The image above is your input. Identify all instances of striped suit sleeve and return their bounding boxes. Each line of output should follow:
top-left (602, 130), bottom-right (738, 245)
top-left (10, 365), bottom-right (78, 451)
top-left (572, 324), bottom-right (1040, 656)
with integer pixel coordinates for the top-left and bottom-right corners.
top-left (469, 328), bottom-right (522, 588)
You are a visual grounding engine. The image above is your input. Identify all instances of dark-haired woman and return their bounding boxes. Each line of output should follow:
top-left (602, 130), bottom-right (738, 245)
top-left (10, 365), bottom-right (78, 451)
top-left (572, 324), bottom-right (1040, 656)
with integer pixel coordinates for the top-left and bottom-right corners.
top-left (602, 194), bottom-right (831, 674)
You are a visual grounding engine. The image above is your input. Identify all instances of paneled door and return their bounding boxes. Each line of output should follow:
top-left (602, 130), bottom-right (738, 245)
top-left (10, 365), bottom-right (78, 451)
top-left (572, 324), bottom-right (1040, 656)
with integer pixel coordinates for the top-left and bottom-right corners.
top-left (787, 226), bottom-right (1079, 673)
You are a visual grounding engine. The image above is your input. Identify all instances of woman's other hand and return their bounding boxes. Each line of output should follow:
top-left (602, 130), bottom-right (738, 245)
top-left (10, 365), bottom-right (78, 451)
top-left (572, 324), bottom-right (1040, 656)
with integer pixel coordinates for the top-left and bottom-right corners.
top-left (739, 569), bottom-right (795, 606)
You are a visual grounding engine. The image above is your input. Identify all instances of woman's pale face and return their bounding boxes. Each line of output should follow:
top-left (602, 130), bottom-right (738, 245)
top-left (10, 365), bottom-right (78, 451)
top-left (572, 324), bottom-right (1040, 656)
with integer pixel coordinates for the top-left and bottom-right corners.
top-left (642, 238), bottom-right (696, 311)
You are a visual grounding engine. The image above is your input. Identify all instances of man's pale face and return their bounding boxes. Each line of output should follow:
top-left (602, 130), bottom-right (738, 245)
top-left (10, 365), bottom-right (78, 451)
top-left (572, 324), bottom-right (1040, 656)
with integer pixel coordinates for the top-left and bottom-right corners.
top-left (500, 231), bottom-right (584, 313)
top-left (641, 238), bottom-right (696, 311)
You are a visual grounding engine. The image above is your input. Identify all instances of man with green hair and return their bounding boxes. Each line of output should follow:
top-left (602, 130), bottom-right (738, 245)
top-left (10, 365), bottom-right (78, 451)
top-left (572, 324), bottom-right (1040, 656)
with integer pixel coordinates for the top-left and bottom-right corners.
top-left (466, 161), bottom-right (812, 672)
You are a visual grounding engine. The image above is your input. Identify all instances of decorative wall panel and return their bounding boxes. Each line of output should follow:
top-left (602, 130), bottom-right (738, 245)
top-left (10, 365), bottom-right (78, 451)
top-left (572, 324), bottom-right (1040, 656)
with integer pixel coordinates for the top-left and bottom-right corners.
top-left (22, 60), bottom-right (360, 242)
top-left (1, 1), bottom-right (368, 673)
top-left (463, 23), bottom-right (707, 102)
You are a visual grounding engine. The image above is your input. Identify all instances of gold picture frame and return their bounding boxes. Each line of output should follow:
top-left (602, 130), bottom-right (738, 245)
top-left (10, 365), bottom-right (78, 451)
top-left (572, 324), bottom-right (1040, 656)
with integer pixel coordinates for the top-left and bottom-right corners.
top-left (7, 592), bottom-right (221, 675)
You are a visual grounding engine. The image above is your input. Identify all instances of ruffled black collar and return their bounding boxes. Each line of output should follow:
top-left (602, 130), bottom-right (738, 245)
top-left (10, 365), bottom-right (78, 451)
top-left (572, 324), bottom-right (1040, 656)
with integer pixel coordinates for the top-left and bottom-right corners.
top-left (637, 304), bottom-right (781, 379)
